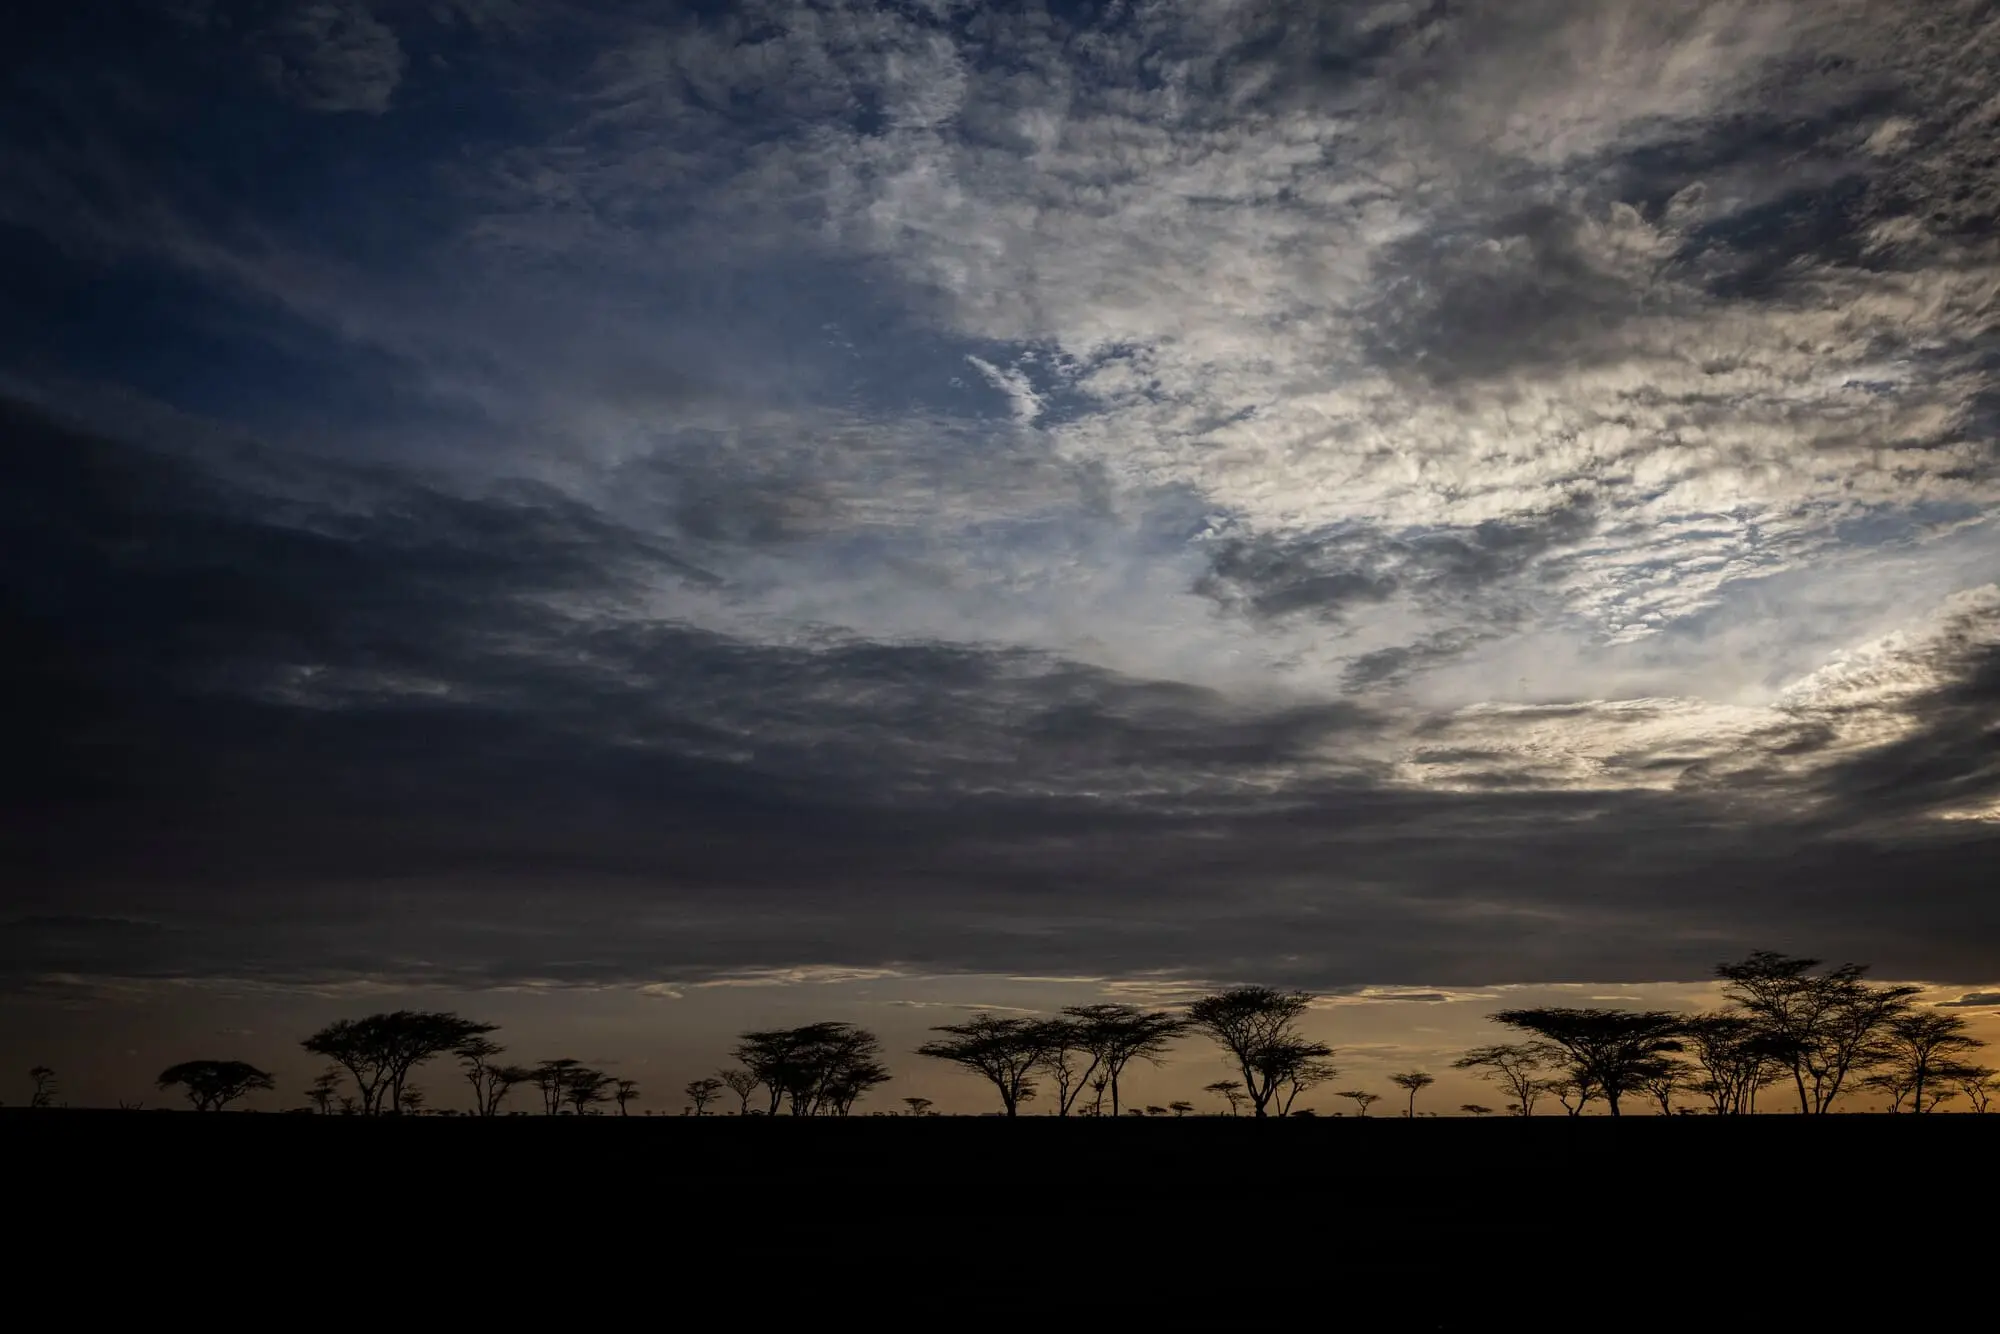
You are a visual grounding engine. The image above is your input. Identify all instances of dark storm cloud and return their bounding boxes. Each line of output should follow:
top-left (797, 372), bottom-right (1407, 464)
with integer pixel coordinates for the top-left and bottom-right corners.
top-left (1939, 991), bottom-right (2000, 1008)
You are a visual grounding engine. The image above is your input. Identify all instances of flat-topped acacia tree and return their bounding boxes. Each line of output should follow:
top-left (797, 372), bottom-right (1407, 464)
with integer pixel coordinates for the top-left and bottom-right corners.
top-left (157, 1060), bottom-right (274, 1112)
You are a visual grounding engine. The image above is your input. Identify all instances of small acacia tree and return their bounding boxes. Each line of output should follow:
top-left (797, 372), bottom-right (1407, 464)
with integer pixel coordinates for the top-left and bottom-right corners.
top-left (1389, 1071), bottom-right (1435, 1118)
top-left (1955, 1066), bottom-right (1996, 1113)
top-left (28, 1066), bottom-right (56, 1109)
top-left (307, 1068), bottom-right (342, 1114)
top-left (1184, 988), bottom-right (1331, 1118)
top-left (1336, 1089), bottom-right (1380, 1117)
top-left (562, 1067), bottom-right (614, 1116)
top-left (683, 1077), bottom-right (721, 1116)
top-left (457, 1038), bottom-right (530, 1117)
top-left (718, 1068), bottom-right (760, 1115)
top-left (1453, 1043), bottom-right (1561, 1117)
top-left (901, 1096), bottom-right (934, 1117)
top-left (157, 1060), bottom-right (275, 1112)
top-left (613, 1078), bottom-right (642, 1116)
top-left (1204, 1079), bottom-right (1247, 1116)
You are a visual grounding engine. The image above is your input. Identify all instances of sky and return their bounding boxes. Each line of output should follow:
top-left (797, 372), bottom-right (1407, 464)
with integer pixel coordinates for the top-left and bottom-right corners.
top-left (2, 0), bottom-right (1997, 1113)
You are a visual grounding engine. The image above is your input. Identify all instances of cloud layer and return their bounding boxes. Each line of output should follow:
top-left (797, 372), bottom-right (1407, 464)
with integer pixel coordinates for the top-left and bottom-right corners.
top-left (1, 0), bottom-right (1995, 998)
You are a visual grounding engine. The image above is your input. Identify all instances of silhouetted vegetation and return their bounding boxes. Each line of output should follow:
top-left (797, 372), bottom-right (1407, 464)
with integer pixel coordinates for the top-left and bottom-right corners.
top-left (44, 949), bottom-right (1995, 1119)
top-left (734, 1023), bottom-right (889, 1116)
top-left (157, 1060), bottom-right (274, 1112)
top-left (301, 1011), bottom-right (496, 1115)
top-left (682, 1077), bottom-right (719, 1115)
top-left (1389, 1070), bottom-right (1435, 1118)
top-left (1489, 1008), bottom-right (1686, 1117)
top-left (1453, 1043), bottom-right (1561, 1117)
top-left (1184, 987), bottom-right (1331, 1118)
top-left (1715, 951), bottom-right (1920, 1115)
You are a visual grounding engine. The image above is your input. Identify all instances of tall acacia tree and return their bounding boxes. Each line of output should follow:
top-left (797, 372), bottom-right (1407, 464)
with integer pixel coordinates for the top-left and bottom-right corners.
top-left (1488, 1009), bottom-right (1685, 1117)
top-left (303, 1011), bottom-right (497, 1115)
top-left (1680, 1014), bottom-right (1780, 1115)
top-left (1027, 1018), bottom-right (1096, 1117)
top-left (1185, 988), bottom-right (1331, 1118)
top-left (916, 1015), bottom-right (1049, 1116)
top-left (717, 1067), bottom-right (759, 1115)
top-left (457, 1038), bottom-right (529, 1117)
top-left (1065, 1005), bottom-right (1187, 1117)
top-left (1877, 1010), bottom-right (1986, 1113)
top-left (1715, 951), bottom-right (1917, 1115)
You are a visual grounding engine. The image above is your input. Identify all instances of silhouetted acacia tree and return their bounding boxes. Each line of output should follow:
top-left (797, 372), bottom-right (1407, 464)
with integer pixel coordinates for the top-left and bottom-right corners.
top-left (303, 1012), bottom-right (497, 1116)
top-left (562, 1067), bottom-right (614, 1116)
top-left (1389, 1071), bottom-right (1435, 1118)
top-left (1489, 1009), bottom-right (1685, 1117)
top-left (401, 1085), bottom-right (427, 1115)
top-left (1169, 1100), bottom-right (1194, 1116)
top-left (1875, 1011), bottom-right (1986, 1114)
top-left (1184, 988), bottom-right (1331, 1118)
top-left (1638, 1061), bottom-right (1691, 1116)
top-left (1453, 1043), bottom-right (1562, 1117)
top-left (157, 1060), bottom-right (274, 1112)
top-left (308, 1068), bottom-right (342, 1115)
top-left (1461, 1104), bottom-right (1494, 1116)
top-left (1027, 1018), bottom-right (1096, 1116)
top-left (916, 1015), bottom-right (1049, 1116)
top-left (718, 1068), bottom-right (759, 1115)
top-left (1336, 1090), bottom-right (1379, 1116)
top-left (1681, 1014), bottom-right (1780, 1115)
top-left (1261, 1042), bottom-right (1340, 1117)
top-left (1955, 1066), bottom-right (1996, 1113)
top-left (902, 1096), bottom-right (933, 1117)
top-left (1549, 1074), bottom-right (1595, 1117)
top-left (683, 1077), bottom-right (721, 1116)
top-left (28, 1066), bottom-right (55, 1108)
top-left (614, 1079), bottom-right (642, 1115)
top-left (1715, 951), bottom-right (1917, 1115)
top-left (735, 1024), bottom-right (890, 1116)
top-left (533, 1059), bottom-right (585, 1115)
top-left (1065, 1005), bottom-right (1187, 1117)
top-left (1205, 1080), bottom-right (1247, 1116)
top-left (457, 1038), bottom-right (530, 1117)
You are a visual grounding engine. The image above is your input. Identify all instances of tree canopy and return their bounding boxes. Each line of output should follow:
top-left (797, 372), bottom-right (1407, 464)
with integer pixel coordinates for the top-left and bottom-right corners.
top-left (157, 1060), bottom-right (275, 1112)
top-left (1185, 987), bottom-right (1333, 1118)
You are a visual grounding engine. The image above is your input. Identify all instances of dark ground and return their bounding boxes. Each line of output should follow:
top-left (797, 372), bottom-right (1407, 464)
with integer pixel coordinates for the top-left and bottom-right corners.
top-left (9, 1110), bottom-right (1989, 1315)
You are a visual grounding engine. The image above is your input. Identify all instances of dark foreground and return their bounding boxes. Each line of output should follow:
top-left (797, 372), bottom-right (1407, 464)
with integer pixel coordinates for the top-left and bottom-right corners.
top-left (11, 1111), bottom-right (1990, 1308)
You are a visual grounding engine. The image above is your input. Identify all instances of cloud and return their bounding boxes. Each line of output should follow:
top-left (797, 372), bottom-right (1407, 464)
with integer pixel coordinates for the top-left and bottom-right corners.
top-left (1939, 991), bottom-right (2000, 1008)
top-left (0, 1), bottom-right (1996, 1003)
top-left (251, 2), bottom-right (406, 114)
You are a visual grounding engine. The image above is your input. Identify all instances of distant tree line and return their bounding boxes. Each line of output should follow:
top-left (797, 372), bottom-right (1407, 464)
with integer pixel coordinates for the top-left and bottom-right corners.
top-left (19, 951), bottom-right (1996, 1116)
